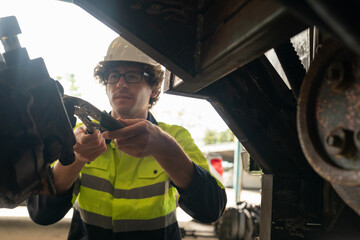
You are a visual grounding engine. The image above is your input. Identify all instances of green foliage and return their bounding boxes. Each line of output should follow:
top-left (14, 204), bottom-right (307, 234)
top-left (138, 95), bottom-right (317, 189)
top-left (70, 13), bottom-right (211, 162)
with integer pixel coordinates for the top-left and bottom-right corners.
top-left (203, 128), bottom-right (235, 145)
top-left (203, 130), bottom-right (217, 145)
top-left (56, 74), bottom-right (81, 97)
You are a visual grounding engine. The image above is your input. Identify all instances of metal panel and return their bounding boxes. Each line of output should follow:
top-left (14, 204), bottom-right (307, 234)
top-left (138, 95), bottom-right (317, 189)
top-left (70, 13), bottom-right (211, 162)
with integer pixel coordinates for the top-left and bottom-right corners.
top-left (259, 174), bottom-right (272, 240)
top-left (74, 0), bottom-right (307, 93)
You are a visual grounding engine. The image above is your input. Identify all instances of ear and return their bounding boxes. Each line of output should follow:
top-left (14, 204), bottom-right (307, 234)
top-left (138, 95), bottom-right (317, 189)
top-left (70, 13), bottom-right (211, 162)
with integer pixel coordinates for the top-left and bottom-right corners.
top-left (151, 88), bottom-right (160, 98)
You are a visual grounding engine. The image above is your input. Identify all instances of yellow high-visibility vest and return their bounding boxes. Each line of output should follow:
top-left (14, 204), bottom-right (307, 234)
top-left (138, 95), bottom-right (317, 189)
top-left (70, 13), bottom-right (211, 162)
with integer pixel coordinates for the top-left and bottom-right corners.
top-left (73, 122), bottom-right (213, 232)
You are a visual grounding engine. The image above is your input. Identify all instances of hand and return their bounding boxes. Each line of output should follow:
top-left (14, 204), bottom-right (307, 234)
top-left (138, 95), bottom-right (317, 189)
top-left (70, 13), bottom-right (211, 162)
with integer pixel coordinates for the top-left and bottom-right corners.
top-left (102, 118), bottom-right (195, 189)
top-left (102, 118), bottom-right (170, 158)
top-left (73, 126), bottom-right (107, 163)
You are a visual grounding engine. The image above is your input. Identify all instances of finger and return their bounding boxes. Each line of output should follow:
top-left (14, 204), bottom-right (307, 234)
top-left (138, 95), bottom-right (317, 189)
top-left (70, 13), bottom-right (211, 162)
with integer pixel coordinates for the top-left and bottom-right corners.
top-left (115, 139), bottom-right (149, 158)
top-left (74, 126), bottom-right (86, 137)
top-left (103, 121), bottom-right (149, 140)
top-left (117, 118), bottom-right (142, 126)
top-left (114, 132), bottom-right (148, 147)
top-left (75, 148), bottom-right (106, 163)
top-left (78, 129), bottom-right (103, 145)
top-left (74, 139), bottom-right (107, 162)
top-left (74, 134), bottom-right (105, 150)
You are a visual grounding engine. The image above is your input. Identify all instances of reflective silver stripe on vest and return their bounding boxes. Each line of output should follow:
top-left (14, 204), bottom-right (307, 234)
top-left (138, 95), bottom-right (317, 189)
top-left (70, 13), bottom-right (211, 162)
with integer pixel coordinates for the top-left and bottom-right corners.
top-left (75, 200), bottom-right (177, 232)
top-left (113, 209), bottom-right (177, 232)
top-left (74, 201), bottom-right (113, 229)
top-left (81, 173), bottom-right (114, 194)
top-left (81, 173), bottom-right (169, 199)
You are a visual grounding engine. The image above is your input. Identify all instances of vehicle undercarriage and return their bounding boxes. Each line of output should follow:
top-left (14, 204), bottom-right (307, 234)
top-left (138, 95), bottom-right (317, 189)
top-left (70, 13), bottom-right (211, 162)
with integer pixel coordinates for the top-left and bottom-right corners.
top-left (0, 0), bottom-right (359, 239)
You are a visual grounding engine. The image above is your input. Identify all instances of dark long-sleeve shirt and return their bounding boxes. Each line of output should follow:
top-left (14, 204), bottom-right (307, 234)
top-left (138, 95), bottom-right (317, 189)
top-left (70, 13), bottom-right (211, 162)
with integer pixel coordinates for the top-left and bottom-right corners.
top-left (27, 163), bottom-right (226, 239)
top-left (27, 113), bottom-right (227, 239)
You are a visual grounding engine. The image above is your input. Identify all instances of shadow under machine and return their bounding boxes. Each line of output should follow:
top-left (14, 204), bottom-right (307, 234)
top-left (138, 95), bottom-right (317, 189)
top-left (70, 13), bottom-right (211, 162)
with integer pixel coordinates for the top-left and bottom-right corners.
top-left (1, 0), bottom-right (360, 239)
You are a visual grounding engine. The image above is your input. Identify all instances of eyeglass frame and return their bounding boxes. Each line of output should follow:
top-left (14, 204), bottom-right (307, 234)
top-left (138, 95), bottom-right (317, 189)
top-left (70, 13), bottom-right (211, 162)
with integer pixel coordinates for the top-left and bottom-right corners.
top-left (104, 71), bottom-right (150, 85)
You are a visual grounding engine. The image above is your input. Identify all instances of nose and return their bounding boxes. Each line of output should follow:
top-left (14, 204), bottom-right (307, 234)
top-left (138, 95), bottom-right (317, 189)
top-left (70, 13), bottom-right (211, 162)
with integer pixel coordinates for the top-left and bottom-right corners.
top-left (116, 76), bottom-right (128, 88)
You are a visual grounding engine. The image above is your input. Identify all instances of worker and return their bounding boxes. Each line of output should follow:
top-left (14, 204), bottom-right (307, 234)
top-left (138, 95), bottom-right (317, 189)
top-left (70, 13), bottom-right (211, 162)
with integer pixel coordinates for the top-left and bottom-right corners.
top-left (26, 36), bottom-right (227, 240)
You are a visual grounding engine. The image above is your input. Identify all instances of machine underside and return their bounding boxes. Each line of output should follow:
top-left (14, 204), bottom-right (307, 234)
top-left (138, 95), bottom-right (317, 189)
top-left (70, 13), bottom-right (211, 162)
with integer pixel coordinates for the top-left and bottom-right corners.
top-left (1, 0), bottom-right (359, 239)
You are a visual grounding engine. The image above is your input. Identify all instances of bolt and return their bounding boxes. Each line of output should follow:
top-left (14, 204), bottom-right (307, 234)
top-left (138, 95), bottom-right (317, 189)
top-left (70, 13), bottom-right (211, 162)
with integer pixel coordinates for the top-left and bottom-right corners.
top-left (326, 135), bottom-right (342, 147)
top-left (324, 62), bottom-right (343, 82)
top-left (324, 127), bottom-right (347, 156)
top-left (325, 127), bottom-right (359, 170)
top-left (324, 61), bottom-right (350, 91)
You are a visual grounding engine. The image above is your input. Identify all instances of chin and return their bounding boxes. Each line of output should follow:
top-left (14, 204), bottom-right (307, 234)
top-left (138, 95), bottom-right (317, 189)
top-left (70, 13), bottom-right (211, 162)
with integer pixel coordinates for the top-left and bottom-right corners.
top-left (115, 109), bottom-right (131, 117)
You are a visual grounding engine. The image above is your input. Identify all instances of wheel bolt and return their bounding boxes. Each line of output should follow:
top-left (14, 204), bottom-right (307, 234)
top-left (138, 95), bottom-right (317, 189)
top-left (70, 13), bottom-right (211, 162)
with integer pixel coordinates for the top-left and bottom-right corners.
top-left (326, 135), bottom-right (342, 148)
top-left (324, 61), bottom-right (346, 91)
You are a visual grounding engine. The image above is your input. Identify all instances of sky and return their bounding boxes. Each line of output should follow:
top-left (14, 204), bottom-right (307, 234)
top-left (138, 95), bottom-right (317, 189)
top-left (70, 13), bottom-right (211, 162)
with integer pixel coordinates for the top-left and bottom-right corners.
top-left (0, 0), bottom-right (229, 146)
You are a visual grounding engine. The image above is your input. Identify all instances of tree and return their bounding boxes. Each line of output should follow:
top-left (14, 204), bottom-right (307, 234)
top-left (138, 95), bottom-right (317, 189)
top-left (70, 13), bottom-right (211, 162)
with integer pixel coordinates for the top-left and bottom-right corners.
top-left (203, 130), bottom-right (218, 145)
top-left (203, 129), bottom-right (235, 145)
top-left (56, 74), bottom-right (81, 97)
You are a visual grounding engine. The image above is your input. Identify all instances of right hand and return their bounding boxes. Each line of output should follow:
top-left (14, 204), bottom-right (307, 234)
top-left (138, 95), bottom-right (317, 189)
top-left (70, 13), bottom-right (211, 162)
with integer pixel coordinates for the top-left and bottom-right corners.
top-left (73, 126), bottom-right (107, 163)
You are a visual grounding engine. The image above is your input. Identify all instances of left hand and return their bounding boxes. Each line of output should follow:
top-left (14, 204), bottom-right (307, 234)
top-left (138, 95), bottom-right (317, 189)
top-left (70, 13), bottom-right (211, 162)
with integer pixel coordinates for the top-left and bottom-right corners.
top-left (102, 118), bottom-right (170, 158)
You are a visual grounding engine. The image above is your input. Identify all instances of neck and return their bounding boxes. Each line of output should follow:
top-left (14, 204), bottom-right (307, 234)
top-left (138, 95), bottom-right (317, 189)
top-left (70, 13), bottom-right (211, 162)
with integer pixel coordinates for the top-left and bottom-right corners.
top-left (111, 110), bottom-right (148, 120)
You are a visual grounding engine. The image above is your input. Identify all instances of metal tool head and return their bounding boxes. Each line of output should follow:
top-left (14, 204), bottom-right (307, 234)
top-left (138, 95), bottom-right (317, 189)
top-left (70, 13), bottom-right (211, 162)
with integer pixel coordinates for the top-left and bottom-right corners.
top-left (63, 95), bottom-right (125, 133)
top-left (63, 95), bottom-right (105, 133)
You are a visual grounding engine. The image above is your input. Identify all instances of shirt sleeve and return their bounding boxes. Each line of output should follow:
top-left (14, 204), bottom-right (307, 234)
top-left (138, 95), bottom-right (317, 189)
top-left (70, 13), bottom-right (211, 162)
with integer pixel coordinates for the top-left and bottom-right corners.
top-left (166, 124), bottom-right (227, 223)
top-left (26, 184), bottom-right (74, 225)
top-left (172, 162), bottom-right (227, 223)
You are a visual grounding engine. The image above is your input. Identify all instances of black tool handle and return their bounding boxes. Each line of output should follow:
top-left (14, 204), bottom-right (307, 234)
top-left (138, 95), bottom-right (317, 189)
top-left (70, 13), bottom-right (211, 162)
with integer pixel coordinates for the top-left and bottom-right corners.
top-left (100, 111), bottom-right (126, 130)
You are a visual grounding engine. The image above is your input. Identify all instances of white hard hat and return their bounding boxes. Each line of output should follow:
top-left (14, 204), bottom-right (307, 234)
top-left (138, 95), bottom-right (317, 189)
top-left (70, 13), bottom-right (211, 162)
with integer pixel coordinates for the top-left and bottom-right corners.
top-left (104, 36), bottom-right (158, 66)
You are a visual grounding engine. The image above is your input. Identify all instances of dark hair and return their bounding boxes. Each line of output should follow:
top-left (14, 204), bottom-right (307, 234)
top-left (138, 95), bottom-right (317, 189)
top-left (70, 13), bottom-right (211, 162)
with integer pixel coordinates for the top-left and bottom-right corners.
top-left (94, 61), bottom-right (164, 108)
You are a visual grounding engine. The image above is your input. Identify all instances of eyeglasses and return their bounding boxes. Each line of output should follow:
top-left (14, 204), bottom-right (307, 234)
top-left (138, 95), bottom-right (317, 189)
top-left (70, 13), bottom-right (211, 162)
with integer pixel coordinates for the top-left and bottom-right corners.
top-left (105, 71), bottom-right (149, 84)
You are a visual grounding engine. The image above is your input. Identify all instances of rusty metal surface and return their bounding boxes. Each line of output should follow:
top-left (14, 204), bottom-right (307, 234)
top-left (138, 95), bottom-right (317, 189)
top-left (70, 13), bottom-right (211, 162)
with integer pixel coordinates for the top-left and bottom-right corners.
top-left (298, 39), bottom-right (360, 215)
top-left (199, 0), bottom-right (249, 41)
top-left (74, 0), bottom-right (307, 93)
top-left (298, 39), bottom-right (360, 186)
top-left (317, 58), bottom-right (360, 170)
top-left (179, 1), bottom-right (307, 93)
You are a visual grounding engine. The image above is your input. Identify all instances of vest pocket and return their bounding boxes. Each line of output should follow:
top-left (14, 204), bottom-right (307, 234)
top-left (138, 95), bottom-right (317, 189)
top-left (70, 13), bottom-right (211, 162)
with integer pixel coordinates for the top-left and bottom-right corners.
top-left (83, 150), bottom-right (112, 171)
top-left (138, 157), bottom-right (164, 179)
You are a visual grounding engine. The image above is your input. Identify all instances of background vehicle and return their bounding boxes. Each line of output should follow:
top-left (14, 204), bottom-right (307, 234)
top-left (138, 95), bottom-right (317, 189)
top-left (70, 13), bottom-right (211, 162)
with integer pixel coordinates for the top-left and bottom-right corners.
top-left (204, 152), bottom-right (224, 184)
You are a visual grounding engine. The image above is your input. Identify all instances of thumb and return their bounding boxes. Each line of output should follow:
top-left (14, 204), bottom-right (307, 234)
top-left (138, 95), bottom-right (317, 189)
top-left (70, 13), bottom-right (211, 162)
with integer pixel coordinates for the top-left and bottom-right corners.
top-left (74, 125), bottom-right (86, 136)
top-left (116, 118), bottom-right (143, 126)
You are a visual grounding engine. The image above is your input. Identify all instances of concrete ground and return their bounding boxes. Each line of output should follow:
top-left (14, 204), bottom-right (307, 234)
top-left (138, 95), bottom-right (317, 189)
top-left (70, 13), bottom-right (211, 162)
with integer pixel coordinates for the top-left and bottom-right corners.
top-left (0, 217), bottom-right (70, 240)
top-left (0, 217), bottom-right (218, 240)
top-left (0, 189), bottom-right (261, 240)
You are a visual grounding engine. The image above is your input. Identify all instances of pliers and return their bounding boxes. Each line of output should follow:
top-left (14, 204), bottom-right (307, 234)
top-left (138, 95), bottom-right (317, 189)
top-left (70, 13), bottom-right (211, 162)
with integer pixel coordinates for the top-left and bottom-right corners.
top-left (63, 95), bottom-right (126, 133)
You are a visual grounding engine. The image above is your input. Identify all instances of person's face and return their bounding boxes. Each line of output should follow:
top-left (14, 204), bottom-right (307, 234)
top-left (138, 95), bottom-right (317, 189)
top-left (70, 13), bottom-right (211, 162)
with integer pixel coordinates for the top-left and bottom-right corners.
top-left (105, 64), bottom-right (157, 119)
